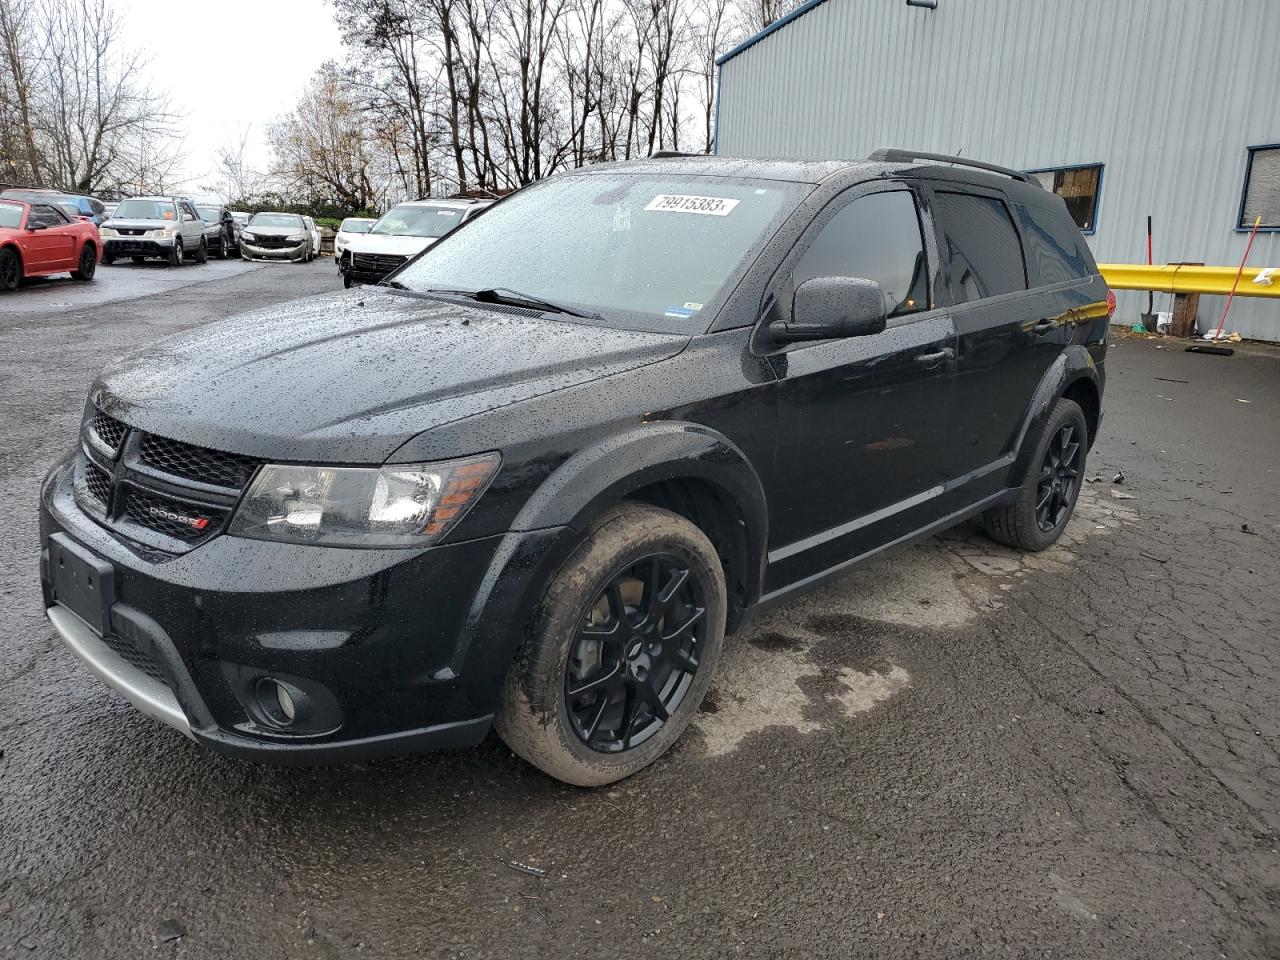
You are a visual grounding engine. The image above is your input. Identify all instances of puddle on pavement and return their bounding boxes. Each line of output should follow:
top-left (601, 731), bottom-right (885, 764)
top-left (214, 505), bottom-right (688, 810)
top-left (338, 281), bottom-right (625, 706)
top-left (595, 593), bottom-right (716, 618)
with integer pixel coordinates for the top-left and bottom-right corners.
top-left (693, 485), bottom-right (1137, 755)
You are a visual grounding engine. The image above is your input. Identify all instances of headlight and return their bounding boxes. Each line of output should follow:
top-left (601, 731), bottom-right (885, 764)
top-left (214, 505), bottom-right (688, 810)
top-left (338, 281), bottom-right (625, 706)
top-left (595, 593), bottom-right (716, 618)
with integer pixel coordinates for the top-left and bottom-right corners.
top-left (99, 227), bottom-right (116, 237)
top-left (288, 234), bottom-right (305, 242)
top-left (147, 226), bottom-right (177, 238)
top-left (227, 453), bottom-right (500, 547)
top-left (241, 232), bottom-right (256, 242)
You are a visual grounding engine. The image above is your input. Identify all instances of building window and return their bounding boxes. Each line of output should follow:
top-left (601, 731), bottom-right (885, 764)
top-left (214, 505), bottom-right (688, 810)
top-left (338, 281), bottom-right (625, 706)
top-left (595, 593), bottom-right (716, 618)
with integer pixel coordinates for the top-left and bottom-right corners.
top-left (1027, 164), bottom-right (1103, 233)
top-left (1239, 145), bottom-right (1280, 231)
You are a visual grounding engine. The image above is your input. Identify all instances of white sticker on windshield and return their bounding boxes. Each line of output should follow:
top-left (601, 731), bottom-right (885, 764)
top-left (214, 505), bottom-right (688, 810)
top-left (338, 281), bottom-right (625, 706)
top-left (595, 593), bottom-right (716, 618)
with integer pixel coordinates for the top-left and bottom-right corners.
top-left (644, 194), bottom-right (740, 216)
top-left (437, 210), bottom-right (458, 216)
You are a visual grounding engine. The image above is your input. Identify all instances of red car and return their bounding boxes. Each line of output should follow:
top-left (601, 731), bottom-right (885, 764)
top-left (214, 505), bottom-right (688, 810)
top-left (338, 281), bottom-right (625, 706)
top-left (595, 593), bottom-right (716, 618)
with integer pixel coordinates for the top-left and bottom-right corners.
top-left (0, 198), bottom-right (101, 292)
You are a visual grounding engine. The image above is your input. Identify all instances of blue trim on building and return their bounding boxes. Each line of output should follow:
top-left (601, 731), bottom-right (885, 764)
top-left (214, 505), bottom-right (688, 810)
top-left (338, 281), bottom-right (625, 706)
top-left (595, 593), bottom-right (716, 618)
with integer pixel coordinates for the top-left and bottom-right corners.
top-left (1024, 162), bottom-right (1105, 236)
top-left (712, 62), bottom-right (723, 155)
top-left (1237, 144), bottom-right (1280, 233)
top-left (714, 0), bottom-right (835, 66)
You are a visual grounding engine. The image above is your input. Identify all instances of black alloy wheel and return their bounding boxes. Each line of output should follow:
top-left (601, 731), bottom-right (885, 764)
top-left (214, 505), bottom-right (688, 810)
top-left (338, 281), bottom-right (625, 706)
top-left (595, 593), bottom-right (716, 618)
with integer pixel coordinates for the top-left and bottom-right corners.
top-left (72, 245), bottom-right (96, 280)
top-left (1036, 421), bottom-right (1083, 532)
top-left (565, 553), bottom-right (707, 753)
top-left (0, 248), bottom-right (21, 291)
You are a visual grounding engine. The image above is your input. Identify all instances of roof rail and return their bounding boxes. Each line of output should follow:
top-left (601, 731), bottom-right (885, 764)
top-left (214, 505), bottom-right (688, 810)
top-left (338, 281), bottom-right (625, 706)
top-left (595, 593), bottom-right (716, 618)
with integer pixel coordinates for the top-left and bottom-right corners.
top-left (867, 148), bottom-right (1039, 186)
top-left (649, 151), bottom-right (703, 159)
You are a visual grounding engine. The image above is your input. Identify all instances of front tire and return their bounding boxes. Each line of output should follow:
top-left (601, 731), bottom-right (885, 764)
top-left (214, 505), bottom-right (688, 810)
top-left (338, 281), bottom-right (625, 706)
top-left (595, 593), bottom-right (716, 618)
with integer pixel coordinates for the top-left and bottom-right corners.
top-left (343, 274), bottom-right (354, 288)
top-left (194, 238), bottom-right (208, 264)
top-left (495, 503), bottom-right (727, 787)
top-left (0, 247), bottom-right (22, 291)
top-left (71, 244), bottom-right (97, 281)
top-left (983, 397), bottom-right (1088, 551)
top-left (168, 240), bottom-right (183, 267)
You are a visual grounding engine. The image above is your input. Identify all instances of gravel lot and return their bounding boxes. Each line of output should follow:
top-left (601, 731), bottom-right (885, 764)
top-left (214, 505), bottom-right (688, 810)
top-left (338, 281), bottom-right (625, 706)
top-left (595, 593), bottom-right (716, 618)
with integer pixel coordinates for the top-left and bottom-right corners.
top-left (2, 263), bottom-right (1279, 958)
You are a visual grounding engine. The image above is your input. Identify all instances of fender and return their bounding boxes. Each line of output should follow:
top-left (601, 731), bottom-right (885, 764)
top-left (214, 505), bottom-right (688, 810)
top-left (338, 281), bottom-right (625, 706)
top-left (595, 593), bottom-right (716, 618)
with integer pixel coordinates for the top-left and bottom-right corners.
top-left (509, 420), bottom-right (768, 558)
top-left (1008, 344), bottom-right (1101, 483)
top-left (454, 421), bottom-right (771, 706)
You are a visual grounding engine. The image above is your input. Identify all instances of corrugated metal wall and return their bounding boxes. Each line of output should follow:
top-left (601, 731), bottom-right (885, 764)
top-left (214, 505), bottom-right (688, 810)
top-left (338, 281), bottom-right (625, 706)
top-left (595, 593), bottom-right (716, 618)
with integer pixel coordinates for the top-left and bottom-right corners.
top-left (716, 0), bottom-right (1280, 341)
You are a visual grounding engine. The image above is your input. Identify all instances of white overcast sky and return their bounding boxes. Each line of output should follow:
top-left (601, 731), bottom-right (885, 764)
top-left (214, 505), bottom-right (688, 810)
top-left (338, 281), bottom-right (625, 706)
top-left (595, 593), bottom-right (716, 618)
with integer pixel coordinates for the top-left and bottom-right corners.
top-left (119, 0), bottom-right (344, 198)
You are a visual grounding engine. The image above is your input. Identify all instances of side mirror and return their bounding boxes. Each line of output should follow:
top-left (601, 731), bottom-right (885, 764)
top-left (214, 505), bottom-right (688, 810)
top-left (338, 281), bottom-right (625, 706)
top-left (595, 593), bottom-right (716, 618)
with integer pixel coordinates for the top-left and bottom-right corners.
top-left (769, 277), bottom-right (889, 343)
top-left (27, 222), bottom-right (47, 231)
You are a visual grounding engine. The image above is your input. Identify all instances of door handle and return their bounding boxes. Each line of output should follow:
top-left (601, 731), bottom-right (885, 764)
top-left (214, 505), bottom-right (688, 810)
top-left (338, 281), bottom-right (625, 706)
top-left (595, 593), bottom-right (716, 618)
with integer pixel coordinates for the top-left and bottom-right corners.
top-left (1032, 319), bottom-right (1057, 335)
top-left (914, 348), bottom-right (954, 366)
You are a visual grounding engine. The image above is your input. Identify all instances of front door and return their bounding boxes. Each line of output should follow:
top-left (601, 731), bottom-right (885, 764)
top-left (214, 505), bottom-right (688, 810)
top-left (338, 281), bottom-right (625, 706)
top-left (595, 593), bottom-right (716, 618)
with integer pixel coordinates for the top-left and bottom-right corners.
top-left (24, 204), bottom-right (76, 271)
top-left (764, 184), bottom-right (958, 591)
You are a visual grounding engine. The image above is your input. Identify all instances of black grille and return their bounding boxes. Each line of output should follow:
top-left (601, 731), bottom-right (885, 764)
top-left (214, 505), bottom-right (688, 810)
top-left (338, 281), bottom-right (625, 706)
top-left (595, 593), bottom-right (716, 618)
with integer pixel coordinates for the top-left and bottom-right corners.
top-left (84, 461), bottom-right (112, 505)
top-left (351, 252), bottom-right (406, 276)
top-left (101, 631), bottom-right (167, 683)
top-left (124, 488), bottom-right (224, 542)
top-left (138, 434), bottom-right (259, 489)
top-left (247, 234), bottom-right (296, 249)
top-left (90, 411), bottom-right (127, 455)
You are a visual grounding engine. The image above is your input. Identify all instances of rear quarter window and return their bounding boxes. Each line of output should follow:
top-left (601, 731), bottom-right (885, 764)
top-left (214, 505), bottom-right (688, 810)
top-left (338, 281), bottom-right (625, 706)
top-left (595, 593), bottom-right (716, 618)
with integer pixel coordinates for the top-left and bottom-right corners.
top-left (932, 190), bottom-right (1027, 303)
top-left (1015, 200), bottom-right (1095, 286)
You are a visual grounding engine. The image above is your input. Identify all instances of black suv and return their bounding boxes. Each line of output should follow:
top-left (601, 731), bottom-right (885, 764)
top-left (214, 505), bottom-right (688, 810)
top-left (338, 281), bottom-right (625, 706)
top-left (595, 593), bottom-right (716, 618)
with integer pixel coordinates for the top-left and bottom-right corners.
top-left (39, 150), bottom-right (1110, 786)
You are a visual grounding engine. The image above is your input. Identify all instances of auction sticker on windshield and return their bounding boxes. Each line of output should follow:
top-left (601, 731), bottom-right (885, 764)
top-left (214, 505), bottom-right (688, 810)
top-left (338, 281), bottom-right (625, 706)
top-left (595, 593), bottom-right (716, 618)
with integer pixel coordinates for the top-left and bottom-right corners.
top-left (644, 194), bottom-right (740, 216)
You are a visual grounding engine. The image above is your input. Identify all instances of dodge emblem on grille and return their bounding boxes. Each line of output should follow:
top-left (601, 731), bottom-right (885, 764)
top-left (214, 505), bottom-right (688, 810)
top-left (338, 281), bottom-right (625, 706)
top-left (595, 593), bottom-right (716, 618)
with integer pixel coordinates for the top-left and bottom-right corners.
top-left (147, 505), bottom-right (210, 530)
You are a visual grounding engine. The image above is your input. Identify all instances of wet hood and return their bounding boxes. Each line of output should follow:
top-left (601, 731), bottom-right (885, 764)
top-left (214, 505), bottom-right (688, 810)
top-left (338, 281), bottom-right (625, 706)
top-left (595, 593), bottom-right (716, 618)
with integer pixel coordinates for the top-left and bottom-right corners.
top-left (242, 225), bottom-right (306, 238)
top-left (104, 218), bottom-right (171, 231)
top-left (346, 233), bottom-right (438, 258)
top-left (94, 289), bottom-right (689, 463)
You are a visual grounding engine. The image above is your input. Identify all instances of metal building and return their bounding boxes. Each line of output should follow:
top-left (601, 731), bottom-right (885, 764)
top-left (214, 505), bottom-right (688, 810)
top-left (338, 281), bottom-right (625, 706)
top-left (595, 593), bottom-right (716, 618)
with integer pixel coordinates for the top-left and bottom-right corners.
top-left (714, 0), bottom-right (1280, 341)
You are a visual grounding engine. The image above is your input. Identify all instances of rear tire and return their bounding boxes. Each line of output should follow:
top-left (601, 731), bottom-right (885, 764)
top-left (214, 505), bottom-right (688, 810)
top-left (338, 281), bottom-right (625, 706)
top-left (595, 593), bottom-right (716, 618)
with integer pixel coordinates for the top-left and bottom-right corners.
top-left (71, 244), bottom-right (96, 281)
top-left (983, 397), bottom-right (1088, 552)
top-left (495, 503), bottom-right (727, 787)
top-left (0, 247), bottom-right (21, 291)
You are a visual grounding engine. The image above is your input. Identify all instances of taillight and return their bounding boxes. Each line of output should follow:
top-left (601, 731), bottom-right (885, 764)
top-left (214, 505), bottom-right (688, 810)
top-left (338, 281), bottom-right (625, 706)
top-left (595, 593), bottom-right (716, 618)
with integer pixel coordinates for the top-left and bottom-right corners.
top-left (1106, 289), bottom-right (1117, 318)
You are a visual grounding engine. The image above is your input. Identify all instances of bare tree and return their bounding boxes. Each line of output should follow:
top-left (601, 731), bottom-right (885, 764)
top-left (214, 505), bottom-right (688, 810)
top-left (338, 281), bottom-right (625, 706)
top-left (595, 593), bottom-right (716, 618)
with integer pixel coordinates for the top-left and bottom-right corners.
top-left (32, 0), bottom-right (179, 193)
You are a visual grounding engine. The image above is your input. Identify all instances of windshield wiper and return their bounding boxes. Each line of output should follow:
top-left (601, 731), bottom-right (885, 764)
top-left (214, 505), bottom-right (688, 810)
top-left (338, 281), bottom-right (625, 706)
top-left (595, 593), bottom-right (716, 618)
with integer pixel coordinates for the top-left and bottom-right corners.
top-left (378, 278), bottom-right (410, 290)
top-left (426, 286), bottom-right (602, 321)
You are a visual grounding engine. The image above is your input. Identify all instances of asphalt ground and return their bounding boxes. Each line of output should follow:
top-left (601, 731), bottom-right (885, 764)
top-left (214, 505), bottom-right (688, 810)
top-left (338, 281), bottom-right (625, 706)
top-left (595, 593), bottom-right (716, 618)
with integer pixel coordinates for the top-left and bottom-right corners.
top-left (1, 263), bottom-right (1278, 958)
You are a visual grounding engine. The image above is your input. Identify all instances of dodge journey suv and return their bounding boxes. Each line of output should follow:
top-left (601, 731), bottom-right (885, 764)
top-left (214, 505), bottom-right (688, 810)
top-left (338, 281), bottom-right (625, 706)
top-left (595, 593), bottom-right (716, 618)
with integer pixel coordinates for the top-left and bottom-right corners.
top-left (40, 150), bottom-right (1110, 786)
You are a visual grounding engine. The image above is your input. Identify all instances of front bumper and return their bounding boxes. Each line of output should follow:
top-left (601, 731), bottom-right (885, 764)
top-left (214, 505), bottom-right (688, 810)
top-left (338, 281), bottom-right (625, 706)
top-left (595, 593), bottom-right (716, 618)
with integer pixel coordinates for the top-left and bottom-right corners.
top-left (103, 236), bottom-right (175, 257)
top-left (240, 240), bottom-right (307, 261)
top-left (40, 460), bottom-right (568, 763)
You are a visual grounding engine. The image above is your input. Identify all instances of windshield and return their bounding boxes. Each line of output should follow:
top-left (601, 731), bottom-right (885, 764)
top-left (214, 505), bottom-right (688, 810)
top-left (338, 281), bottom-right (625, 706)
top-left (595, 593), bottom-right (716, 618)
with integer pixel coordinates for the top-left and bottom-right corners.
top-left (340, 218), bottom-right (372, 234)
top-left (113, 198), bottom-right (177, 221)
top-left (0, 202), bottom-right (22, 228)
top-left (249, 213), bottom-right (303, 228)
top-left (395, 174), bottom-right (805, 331)
top-left (231, 212), bottom-right (249, 224)
top-left (196, 206), bottom-right (222, 222)
top-left (370, 204), bottom-right (465, 238)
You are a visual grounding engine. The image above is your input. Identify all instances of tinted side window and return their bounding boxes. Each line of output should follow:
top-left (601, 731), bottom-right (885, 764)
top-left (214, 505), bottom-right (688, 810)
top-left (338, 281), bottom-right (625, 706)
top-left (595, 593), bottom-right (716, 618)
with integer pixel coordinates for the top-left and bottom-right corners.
top-left (932, 191), bottom-right (1027, 303)
top-left (28, 204), bottom-right (67, 227)
top-left (792, 190), bottom-right (929, 318)
top-left (1015, 201), bottom-right (1093, 286)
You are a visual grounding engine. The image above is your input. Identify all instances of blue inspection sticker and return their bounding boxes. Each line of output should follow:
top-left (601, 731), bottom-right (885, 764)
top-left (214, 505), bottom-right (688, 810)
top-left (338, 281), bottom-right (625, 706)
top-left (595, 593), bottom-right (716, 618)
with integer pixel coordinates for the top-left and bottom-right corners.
top-left (664, 306), bottom-right (696, 319)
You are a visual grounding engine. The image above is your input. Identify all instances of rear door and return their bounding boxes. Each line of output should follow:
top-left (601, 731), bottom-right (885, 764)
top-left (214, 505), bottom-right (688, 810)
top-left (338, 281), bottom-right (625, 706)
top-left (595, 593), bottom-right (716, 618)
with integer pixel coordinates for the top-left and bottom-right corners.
top-left (764, 182), bottom-right (958, 589)
top-left (926, 185), bottom-right (1059, 480)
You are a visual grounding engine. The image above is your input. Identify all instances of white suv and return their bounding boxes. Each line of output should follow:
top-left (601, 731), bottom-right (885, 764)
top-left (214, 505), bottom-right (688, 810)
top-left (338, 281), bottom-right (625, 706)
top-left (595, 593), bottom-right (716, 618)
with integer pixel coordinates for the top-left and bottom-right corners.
top-left (339, 198), bottom-right (492, 288)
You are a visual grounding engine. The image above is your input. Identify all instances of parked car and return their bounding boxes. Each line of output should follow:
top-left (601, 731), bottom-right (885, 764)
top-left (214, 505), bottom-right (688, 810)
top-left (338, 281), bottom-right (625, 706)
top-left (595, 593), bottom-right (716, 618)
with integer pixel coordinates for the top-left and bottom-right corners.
top-left (101, 201), bottom-right (119, 220)
top-left (333, 216), bottom-right (374, 263)
top-left (195, 204), bottom-right (239, 259)
top-left (340, 198), bottom-right (491, 288)
top-left (0, 198), bottom-right (101, 290)
top-left (1, 188), bottom-right (107, 224)
top-left (98, 196), bottom-right (208, 266)
top-left (302, 215), bottom-right (321, 261)
top-left (239, 212), bottom-right (313, 262)
top-left (230, 211), bottom-right (250, 229)
top-left (39, 151), bottom-right (1110, 785)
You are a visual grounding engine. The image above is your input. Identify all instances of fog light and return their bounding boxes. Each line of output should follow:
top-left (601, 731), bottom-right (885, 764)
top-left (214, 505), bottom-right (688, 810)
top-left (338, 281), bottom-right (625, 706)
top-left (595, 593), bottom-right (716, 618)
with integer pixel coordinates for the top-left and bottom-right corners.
top-left (256, 677), bottom-right (298, 728)
top-left (276, 682), bottom-right (296, 722)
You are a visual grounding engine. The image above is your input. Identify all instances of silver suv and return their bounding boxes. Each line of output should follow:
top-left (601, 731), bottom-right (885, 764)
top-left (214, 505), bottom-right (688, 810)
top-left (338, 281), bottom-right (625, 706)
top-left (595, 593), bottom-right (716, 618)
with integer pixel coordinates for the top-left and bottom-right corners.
top-left (100, 196), bottom-right (209, 266)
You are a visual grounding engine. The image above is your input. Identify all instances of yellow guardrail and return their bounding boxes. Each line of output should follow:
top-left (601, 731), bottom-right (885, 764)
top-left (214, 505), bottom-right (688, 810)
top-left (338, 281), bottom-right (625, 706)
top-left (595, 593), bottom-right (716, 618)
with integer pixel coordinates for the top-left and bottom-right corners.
top-left (1099, 263), bottom-right (1280, 298)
